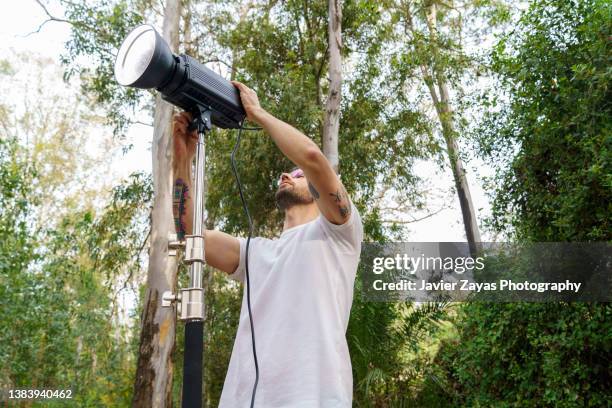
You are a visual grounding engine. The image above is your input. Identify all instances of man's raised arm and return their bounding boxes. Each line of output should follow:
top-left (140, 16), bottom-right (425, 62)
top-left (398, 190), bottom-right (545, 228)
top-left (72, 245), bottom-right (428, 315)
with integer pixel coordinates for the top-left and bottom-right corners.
top-left (232, 81), bottom-right (352, 225)
top-left (172, 112), bottom-right (240, 274)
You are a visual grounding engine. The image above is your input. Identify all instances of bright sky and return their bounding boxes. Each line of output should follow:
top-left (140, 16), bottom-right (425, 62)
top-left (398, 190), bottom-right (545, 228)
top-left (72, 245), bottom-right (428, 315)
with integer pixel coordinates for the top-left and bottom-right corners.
top-left (0, 0), bottom-right (494, 243)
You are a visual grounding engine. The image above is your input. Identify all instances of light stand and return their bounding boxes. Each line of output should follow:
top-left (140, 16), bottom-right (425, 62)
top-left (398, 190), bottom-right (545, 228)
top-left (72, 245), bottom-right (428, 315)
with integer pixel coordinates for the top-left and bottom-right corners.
top-left (162, 106), bottom-right (212, 408)
top-left (114, 23), bottom-right (249, 408)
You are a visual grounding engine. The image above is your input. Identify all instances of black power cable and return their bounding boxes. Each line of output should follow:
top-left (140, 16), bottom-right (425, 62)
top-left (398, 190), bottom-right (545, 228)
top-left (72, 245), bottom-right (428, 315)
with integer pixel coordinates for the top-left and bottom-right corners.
top-left (230, 122), bottom-right (260, 408)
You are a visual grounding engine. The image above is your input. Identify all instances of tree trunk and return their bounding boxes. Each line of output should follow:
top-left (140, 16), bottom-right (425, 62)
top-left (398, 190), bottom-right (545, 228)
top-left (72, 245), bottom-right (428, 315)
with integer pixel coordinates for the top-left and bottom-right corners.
top-left (132, 0), bottom-right (181, 406)
top-left (436, 82), bottom-right (482, 255)
top-left (322, 0), bottom-right (342, 174)
top-left (416, 1), bottom-right (482, 254)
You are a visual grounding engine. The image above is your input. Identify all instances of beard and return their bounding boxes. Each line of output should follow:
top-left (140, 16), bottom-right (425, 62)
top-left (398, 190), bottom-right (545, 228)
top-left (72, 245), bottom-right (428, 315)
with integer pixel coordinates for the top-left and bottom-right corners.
top-left (275, 186), bottom-right (314, 211)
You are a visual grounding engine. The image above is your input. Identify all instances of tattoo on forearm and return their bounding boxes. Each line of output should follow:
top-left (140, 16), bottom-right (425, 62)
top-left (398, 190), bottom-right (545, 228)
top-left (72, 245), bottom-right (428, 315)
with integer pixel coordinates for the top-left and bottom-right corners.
top-left (308, 182), bottom-right (320, 199)
top-left (329, 187), bottom-right (352, 219)
top-left (173, 178), bottom-right (189, 240)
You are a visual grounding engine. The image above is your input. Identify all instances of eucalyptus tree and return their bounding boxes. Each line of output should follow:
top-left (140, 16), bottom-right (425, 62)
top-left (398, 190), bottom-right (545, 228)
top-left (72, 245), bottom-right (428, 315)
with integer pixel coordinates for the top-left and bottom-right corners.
top-left (129, 1), bottom-right (182, 406)
top-left (35, 0), bottom-right (183, 404)
top-left (387, 0), bottom-right (511, 251)
top-left (323, 0), bottom-right (343, 173)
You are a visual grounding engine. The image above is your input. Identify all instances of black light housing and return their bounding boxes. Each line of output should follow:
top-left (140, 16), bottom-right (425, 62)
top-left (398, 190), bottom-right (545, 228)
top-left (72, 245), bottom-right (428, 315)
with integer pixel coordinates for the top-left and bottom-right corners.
top-left (114, 24), bottom-right (245, 129)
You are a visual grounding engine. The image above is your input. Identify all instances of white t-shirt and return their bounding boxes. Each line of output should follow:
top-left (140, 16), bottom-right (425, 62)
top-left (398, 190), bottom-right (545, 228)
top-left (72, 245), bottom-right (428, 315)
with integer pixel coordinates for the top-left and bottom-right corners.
top-left (219, 203), bottom-right (363, 408)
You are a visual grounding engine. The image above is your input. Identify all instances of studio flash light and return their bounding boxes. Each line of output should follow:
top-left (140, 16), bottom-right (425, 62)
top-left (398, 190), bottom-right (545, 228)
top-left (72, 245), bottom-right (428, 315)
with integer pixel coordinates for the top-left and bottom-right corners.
top-left (114, 24), bottom-right (245, 129)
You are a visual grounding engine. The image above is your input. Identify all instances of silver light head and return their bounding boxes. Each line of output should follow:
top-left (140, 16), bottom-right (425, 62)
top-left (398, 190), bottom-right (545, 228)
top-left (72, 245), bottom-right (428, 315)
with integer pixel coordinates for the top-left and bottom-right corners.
top-left (114, 24), bottom-right (175, 89)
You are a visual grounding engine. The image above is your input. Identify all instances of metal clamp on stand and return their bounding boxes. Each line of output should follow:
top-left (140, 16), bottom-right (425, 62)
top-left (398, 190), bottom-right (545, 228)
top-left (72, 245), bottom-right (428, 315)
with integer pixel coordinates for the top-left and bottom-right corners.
top-left (168, 232), bottom-right (184, 257)
top-left (184, 234), bottom-right (205, 264)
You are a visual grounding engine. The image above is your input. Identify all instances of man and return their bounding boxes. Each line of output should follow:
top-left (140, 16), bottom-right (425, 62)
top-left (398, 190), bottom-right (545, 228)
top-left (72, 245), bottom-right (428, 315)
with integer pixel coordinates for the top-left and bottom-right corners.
top-left (172, 81), bottom-right (363, 407)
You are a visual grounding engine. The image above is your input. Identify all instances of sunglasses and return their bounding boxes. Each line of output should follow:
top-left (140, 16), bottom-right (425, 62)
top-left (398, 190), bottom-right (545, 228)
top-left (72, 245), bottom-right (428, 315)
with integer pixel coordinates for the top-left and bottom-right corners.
top-left (277, 168), bottom-right (304, 187)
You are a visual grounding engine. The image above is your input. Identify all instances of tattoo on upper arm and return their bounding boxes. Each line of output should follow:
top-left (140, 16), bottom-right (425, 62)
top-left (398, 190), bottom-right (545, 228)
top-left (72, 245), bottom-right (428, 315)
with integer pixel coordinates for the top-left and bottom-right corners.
top-left (173, 178), bottom-right (189, 240)
top-left (339, 204), bottom-right (350, 218)
top-left (329, 186), bottom-right (352, 220)
top-left (308, 182), bottom-right (320, 199)
top-left (330, 190), bottom-right (342, 202)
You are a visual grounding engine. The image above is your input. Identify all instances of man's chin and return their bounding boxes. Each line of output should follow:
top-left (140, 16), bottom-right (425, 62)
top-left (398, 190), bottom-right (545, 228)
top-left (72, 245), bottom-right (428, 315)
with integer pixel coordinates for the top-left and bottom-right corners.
top-left (276, 185), bottom-right (294, 198)
top-left (276, 189), bottom-right (300, 210)
top-left (275, 190), bottom-right (314, 211)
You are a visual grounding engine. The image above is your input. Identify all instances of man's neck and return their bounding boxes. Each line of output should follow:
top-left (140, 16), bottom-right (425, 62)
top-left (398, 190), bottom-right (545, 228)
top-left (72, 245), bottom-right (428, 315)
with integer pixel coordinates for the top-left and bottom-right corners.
top-left (282, 204), bottom-right (319, 232)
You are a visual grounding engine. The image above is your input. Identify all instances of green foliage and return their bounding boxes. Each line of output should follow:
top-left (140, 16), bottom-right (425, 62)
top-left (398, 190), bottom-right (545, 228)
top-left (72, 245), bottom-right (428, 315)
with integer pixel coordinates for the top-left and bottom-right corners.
top-left (0, 166), bottom-right (151, 406)
top-left (0, 49), bottom-right (152, 404)
top-left (348, 269), bottom-right (450, 407)
top-left (0, 113), bottom-right (151, 406)
top-left (0, 138), bottom-right (39, 385)
top-left (424, 2), bottom-right (612, 407)
top-left (478, 0), bottom-right (611, 241)
top-left (61, 0), bottom-right (146, 134)
top-left (423, 303), bottom-right (612, 407)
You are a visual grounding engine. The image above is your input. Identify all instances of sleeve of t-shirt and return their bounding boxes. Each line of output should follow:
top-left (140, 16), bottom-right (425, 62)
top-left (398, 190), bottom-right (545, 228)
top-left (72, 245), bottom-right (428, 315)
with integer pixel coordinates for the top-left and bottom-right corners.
top-left (228, 237), bottom-right (248, 283)
top-left (317, 202), bottom-right (364, 252)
